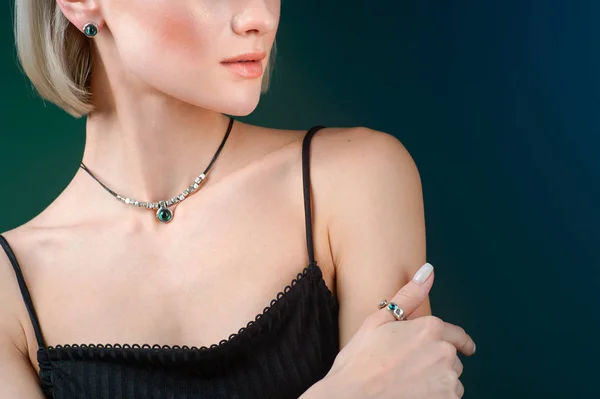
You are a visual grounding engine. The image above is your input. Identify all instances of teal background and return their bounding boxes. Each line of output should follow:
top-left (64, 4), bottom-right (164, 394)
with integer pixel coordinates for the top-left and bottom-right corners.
top-left (2, 1), bottom-right (599, 398)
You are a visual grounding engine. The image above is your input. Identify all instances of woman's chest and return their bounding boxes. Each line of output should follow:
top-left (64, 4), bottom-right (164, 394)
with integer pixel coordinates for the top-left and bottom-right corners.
top-left (18, 200), bottom-right (335, 374)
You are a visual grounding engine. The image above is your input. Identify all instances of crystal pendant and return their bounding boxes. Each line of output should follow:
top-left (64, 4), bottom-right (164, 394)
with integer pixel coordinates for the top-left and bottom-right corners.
top-left (156, 201), bottom-right (173, 223)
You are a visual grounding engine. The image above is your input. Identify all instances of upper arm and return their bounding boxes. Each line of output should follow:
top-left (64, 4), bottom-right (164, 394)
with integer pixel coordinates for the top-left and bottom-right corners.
top-left (0, 246), bottom-right (46, 398)
top-left (325, 127), bottom-right (431, 350)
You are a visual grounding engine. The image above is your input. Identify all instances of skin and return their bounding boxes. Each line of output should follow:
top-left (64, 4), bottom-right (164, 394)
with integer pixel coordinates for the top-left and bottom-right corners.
top-left (0, 0), bottom-right (430, 396)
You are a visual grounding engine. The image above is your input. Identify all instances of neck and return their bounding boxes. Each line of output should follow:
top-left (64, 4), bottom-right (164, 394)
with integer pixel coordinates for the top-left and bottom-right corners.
top-left (81, 96), bottom-right (235, 205)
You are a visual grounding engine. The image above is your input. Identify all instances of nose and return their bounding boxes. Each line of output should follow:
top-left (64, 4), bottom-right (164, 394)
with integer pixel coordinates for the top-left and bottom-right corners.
top-left (231, 0), bottom-right (278, 36)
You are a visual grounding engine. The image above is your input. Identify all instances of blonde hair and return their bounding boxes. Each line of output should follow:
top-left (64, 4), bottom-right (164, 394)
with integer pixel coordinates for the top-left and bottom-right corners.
top-left (14, 1), bottom-right (277, 118)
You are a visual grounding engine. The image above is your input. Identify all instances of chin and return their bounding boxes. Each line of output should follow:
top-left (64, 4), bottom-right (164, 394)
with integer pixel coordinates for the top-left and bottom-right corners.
top-left (209, 88), bottom-right (263, 116)
top-left (142, 68), bottom-right (264, 115)
top-left (221, 99), bottom-right (261, 116)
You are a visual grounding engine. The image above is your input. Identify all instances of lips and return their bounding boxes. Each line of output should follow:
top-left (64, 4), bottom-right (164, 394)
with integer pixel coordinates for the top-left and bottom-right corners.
top-left (221, 51), bottom-right (267, 63)
top-left (222, 60), bottom-right (256, 64)
top-left (221, 60), bottom-right (264, 78)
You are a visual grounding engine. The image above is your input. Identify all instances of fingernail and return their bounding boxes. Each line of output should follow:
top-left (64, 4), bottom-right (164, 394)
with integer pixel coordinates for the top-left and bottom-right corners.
top-left (473, 342), bottom-right (476, 354)
top-left (412, 262), bottom-right (434, 284)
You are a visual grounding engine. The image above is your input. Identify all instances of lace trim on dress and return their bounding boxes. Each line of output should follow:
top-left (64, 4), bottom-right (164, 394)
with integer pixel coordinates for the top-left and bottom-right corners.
top-left (41, 262), bottom-right (338, 363)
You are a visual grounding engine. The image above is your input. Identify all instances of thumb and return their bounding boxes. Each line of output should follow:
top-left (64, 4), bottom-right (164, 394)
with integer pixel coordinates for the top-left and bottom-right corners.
top-left (371, 262), bottom-right (434, 326)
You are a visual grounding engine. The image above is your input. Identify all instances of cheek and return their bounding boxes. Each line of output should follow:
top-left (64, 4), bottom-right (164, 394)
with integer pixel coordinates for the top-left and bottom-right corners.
top-left (110, 1), bottom-right (217, 61)
top-left (100, 0), bottom-right (266, 114)
top-left (149, 9), bottom-right (209, 52)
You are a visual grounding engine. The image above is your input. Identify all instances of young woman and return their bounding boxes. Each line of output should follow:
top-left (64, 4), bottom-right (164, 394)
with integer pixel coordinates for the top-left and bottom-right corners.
top-left (0, 0), bottom-right (475, 398)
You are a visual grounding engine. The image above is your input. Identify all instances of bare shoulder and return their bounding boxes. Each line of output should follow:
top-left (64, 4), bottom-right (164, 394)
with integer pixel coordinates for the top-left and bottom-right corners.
top-left (302, 125), bottom-right (417, 176)
top-left (0, 226), bottom-right (37, 362)
top-left (241, 124), bottom-right (414, 289)
top-left (299, 125), bottom-right (422, 231)
top-left (0, 226), bottom-right (46, 396)
top-left (304, 126), bottom-right (430, 349)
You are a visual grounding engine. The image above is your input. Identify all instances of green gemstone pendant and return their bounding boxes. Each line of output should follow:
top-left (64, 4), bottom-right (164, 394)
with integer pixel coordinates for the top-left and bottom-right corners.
top-left (156, 202), bottom-right (173, 223)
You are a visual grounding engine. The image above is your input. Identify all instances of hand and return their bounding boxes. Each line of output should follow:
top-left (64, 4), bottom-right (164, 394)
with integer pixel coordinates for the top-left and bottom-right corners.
top-left (321, 263), bottom-right (476, 399)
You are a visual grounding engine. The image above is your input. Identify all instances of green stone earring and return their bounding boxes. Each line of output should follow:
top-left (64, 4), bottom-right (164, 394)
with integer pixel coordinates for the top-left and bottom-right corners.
top-left (83, 23), bottom-right (99, 38)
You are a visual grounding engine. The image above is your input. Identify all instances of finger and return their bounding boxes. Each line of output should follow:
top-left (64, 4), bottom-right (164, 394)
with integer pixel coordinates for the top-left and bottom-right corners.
top-left (456, 379), bottom-right (465, 398)
top-left (442, 322), bottom-right (476, 356)
top-left (375, 263), bottom-right (434, 324)
top-left (453, 356), bottom-right (464, 377)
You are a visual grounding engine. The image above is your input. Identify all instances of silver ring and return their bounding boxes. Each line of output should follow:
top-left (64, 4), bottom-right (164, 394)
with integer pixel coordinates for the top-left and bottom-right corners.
top-left (378, 299), bottom-right (407, 321)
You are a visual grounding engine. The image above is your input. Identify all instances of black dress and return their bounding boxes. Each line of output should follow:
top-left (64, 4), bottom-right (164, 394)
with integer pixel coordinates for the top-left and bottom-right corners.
top-left (0, 125), bottom-right (340, 399)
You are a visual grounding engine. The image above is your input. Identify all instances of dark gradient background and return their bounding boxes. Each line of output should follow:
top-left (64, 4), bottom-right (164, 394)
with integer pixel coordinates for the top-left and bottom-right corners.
top-left (1, 1), bottom-right (598, 398)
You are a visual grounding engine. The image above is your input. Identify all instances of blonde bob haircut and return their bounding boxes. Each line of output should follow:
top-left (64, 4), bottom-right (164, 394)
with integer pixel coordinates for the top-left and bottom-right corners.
top-left (14, 0), bottom-right (277, 118)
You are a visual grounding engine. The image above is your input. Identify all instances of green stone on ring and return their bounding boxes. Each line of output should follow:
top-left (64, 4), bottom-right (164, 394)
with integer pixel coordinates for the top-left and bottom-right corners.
top-left (388, 303), bottom-right (397, 311)
top-left (156, 207), bottom-right (173, 223)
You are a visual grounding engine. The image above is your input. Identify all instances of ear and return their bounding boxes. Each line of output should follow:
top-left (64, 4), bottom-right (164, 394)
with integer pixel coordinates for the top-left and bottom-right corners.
top-left (56, 0), bottom-right (103, 34)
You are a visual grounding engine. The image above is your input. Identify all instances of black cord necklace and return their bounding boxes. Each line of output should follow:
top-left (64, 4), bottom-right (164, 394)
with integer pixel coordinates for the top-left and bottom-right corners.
top-left (79, 116), bottom-right (234, 224)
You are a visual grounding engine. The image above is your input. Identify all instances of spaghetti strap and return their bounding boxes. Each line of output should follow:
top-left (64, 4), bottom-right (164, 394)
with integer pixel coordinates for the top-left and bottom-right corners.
top-left (302, 125), bottom-right (326, 265)
top-left (0, 234), bottom-right (47, 350)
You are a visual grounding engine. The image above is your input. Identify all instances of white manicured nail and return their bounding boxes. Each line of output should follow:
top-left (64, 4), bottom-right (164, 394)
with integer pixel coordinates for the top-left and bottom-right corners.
top-left (412, 262), bottom-right (434, 284)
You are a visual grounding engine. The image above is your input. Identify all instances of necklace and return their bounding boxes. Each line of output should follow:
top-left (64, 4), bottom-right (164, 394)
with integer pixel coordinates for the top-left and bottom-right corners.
top-left (79, 116), bottom-right (234, 224)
